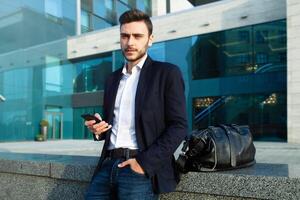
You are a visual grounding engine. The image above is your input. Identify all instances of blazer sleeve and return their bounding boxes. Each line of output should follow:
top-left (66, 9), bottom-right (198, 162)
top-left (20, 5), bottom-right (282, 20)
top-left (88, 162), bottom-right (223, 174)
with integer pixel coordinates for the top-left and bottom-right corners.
top-left (135, 66), bottom-right (188, 177)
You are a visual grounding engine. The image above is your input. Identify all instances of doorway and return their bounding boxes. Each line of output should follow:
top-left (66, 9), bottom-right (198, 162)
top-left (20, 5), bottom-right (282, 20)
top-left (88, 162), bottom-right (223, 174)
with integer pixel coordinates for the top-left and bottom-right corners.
top-left (45, 111), bottom-right (63, 139)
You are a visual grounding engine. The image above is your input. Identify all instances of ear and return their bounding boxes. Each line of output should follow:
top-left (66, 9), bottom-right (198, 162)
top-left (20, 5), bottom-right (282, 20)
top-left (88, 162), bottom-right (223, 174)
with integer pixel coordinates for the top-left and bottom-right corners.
top-left (148, 34), bottom-right (154, 47)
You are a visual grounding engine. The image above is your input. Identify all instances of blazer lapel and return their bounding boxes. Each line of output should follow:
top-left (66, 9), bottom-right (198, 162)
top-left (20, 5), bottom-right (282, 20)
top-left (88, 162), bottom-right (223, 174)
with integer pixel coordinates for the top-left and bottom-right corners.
top-left (101, 68), bottom-right (123, 155)
top-left (135, 56), bottom-right (153, 124)
top-left (107, 68), bottom-right (123, 124)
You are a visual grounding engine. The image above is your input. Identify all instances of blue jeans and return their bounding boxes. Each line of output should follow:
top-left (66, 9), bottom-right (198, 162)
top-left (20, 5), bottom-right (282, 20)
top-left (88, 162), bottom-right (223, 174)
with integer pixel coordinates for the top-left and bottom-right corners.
top-left (85, 158), bottom-right (159, 200)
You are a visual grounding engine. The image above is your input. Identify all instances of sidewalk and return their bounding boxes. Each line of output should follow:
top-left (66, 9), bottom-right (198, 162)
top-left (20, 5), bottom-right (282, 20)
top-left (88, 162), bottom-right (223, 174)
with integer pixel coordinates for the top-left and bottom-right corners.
top-left (0, 140), bottom-right (299, 165)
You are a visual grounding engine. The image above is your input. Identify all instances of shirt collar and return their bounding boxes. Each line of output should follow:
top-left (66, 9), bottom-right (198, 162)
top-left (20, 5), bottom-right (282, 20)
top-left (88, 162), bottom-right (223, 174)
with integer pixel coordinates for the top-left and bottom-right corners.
top-left (122, 54), bottom-right (148, 75)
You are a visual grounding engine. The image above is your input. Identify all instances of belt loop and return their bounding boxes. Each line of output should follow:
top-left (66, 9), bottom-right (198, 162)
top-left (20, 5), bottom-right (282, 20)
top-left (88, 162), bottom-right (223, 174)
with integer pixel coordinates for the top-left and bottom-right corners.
top-left (125, 148), bottom-right (130, 160)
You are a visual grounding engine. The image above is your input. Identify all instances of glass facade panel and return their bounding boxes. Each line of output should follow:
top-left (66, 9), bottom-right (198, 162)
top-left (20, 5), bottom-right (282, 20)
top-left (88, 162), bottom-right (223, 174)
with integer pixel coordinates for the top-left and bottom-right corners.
top-left (254, 21), bottom-right (286, 73)
top-left (81, 0), bottom-right (152, 33)
top-left (0, 0), bottom-right (76, 54)
top-left (73, 106), bottom-right (103, 139)
top-left (81, 0), bottom-right (115, 32)
top-left (148, 20), bottom-right (287, 141)
top-left (93, 0), bottom-right (114, 19)
top-left (73, 53), bottom-right (113, 93)
top-left (0, 54), bottom-right (75, 141)
top-left (0, 12), bottom-right (287, 142)
top-left (115, 0), bottom-right (131, 21)
top-left (192, 20), bottom-right (286, 79)
top-left (81, 10), bottom-right (91, 32)
top-left (92, 14), bottom-right (113, 30)
top-left (193, 93), bottom-right (286, 141)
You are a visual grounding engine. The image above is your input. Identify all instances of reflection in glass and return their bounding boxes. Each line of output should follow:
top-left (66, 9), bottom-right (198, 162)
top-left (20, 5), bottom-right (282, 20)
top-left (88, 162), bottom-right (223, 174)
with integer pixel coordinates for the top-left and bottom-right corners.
top-left (193, 93), bottom-right (287, 141)
top-left (192, 20), bottom-right (286, 79)
top-left (0, 0), bottom-right (76, 54)
top-left (73, 53), bottom-right (112, 93)
top-left (45, 56), bottom-right (62, 93)
top-left (80, 0), bottom-right (152, 33)
top-left (148, 20), bottom-right (286, 141)
top-left (0, 16), bottom-right (287, 142)
top-left (45, 0), bottom-right (62, 18)
top-left (73, 106), bottom-right (103, 139)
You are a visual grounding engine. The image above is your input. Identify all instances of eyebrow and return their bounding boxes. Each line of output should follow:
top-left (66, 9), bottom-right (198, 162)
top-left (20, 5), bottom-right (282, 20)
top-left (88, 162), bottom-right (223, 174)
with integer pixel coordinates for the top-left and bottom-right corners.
top-left (120, 33), bottom-right (145, 37)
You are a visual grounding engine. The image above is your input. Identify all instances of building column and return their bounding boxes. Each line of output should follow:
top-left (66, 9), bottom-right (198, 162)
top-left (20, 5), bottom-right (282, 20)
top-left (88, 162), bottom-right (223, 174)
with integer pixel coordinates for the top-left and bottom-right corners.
top-left (76, 0), bottom-right (81, 35)
top-left (287, 0), bottom-right (300, 143)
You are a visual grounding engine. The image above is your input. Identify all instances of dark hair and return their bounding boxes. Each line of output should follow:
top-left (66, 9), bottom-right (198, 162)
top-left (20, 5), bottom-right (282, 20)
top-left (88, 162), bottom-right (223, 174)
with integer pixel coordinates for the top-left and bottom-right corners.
top-left (119, 9), bottom-right (153, 35)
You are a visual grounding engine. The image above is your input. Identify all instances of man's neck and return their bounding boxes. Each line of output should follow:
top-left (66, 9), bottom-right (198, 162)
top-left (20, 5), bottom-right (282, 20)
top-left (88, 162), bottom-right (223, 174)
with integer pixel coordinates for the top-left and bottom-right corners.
top-left (126, 54), bottom-right (147, 74)
top-left (126, 62), bottom-right (136, 74)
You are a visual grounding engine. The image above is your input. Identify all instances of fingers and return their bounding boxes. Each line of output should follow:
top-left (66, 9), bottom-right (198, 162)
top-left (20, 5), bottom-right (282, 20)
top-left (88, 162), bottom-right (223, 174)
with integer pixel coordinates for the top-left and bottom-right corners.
top-left (118, 160), bottom-right (130, 168)
top-left (90, 121), bottom-right (112, 135)
top-left (84, 113), bottom-right (111, 135)
top-left (118, 159), bottom-right (145, 174)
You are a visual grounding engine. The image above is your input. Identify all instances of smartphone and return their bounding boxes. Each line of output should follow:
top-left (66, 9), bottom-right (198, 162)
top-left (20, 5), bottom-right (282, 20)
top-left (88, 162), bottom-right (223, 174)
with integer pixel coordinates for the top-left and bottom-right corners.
top-left (81, 114), bottom-right (102, 124)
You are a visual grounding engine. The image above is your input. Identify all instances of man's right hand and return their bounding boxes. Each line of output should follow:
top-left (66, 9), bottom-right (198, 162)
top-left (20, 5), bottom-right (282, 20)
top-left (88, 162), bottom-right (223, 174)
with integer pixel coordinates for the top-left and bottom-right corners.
top-left (84, 113), bottom-right (112, 137)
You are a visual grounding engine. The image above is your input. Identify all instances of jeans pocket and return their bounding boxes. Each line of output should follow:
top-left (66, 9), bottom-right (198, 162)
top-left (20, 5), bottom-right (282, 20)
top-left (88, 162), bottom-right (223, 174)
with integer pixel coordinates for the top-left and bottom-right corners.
top-left (128, 166), bottom-right (146, 177)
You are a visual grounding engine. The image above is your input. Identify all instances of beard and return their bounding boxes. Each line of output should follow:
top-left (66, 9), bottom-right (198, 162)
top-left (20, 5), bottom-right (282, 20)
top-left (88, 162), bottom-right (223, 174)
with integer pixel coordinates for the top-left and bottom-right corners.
top-left (121, 43), bottom-right (149, 64)
top-left (123, 50), bottom-right (146, 63)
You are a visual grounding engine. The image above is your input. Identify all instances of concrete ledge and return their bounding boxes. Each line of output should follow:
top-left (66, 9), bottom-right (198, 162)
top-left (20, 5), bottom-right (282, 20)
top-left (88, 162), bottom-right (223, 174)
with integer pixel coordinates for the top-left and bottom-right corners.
top-left (0, 153), bottom-right (97, 181)
top-left (0, 152), bottom-right (299, 200)
top-left (162, 163), bottom-right (300, 200)
top-left (0, 153), bottom-right (97, 200)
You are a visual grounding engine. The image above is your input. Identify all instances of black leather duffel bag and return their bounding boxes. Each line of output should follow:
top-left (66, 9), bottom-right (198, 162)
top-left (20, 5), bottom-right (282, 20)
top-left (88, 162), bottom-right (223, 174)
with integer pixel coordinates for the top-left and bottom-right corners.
top-left (176, 124), bottom-right (256, 172)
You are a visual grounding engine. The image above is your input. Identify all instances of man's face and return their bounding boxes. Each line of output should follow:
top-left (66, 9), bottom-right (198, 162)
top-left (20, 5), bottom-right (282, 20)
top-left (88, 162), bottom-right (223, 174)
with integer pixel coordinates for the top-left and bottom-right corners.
top-left (120, 21), bottom-right (153, 65)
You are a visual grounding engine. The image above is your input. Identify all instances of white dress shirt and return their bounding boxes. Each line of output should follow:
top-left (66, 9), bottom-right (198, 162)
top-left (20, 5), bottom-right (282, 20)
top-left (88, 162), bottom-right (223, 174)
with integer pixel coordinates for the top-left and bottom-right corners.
top-left (108, 55), bottom-right (147, 150)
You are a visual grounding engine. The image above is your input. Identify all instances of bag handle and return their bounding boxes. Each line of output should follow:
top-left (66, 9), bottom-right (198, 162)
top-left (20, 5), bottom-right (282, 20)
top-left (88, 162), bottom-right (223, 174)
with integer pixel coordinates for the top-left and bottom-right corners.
top-left (199, 127), bottom-right (218, 172)
top-left (219, 124), bottom-right (237, 167)
top-left (181, 135), bottom-right (190, 153)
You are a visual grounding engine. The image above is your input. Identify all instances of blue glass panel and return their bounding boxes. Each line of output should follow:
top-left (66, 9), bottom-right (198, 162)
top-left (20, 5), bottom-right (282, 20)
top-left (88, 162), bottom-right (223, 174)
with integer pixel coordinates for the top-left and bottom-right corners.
top-left (73, 53), bottom-right (112, 93)
top-left (149, 20), bottom-right (286, 141)
top-left (81, 0), bottom-right (152, 32)
top-left (0, 0), bottom-right (76, 54)
top-left (193, 92), bottom-right (287, 141)
top-left (254, 20), bottom-right (286, 73)
top-left (73, 106), bottom-right (103, 139)
top-left (192, 20), bottom-right (286, 79)
top-left (115, 0), bottom-right (130, 21)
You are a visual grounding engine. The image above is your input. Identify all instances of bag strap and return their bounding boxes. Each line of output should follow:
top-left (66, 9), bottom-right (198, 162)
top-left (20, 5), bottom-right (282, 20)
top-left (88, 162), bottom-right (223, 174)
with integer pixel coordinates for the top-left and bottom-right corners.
top-left (181, 135), bottom-right (189, 153)
top-left (219, 124), bottom-right (237, 167)
top-left (175, 135), bottom-right (190, 173)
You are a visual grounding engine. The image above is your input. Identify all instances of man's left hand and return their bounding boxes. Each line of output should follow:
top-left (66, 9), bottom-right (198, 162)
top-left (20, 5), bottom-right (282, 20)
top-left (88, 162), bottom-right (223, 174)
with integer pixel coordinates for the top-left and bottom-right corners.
top-left (118, 158), bottom-right (145, 175)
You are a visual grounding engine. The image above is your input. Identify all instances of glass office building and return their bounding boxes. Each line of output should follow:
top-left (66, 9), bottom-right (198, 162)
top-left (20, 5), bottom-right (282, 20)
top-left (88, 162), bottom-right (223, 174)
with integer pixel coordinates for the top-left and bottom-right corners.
top-left (0, 0), bottom-right (151, 141)
top-left (81, 0), bottom-right (151, 33)
top-left (0, 0), bottom-right (287, 142)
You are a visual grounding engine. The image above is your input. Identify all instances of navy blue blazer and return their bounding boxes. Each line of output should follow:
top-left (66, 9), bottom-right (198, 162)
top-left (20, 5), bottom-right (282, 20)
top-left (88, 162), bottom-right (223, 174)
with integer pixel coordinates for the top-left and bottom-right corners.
top-left (94, 56), bottom-right (188, 193)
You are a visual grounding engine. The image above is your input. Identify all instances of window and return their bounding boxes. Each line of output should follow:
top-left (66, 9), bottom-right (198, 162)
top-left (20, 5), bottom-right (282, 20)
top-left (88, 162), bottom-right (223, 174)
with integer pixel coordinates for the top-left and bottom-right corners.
top-left (193, 93), bottom-right (286, 141)
top-left (192, 20), bottom-right (286, 79)
top-left (45, 56), bottom-right (62, 93)
top-left (72, 53), bottom-right (112, 93)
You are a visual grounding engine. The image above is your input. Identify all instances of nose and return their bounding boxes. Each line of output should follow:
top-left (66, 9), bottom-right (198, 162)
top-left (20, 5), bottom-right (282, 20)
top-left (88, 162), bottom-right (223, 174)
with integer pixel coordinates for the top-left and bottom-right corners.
top-left (127, 35), bottom-right (134, 46)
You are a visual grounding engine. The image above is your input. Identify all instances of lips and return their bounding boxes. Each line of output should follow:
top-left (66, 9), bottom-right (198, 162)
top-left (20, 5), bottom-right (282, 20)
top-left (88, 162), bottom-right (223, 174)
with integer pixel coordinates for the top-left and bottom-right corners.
top-left (125, 48), bottom-right (137, 53)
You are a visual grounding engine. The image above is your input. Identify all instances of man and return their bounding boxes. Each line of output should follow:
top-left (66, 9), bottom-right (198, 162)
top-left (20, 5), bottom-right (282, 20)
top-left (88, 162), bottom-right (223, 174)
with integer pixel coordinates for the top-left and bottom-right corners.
top-left (85, 9), bottom-right (188, 200)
